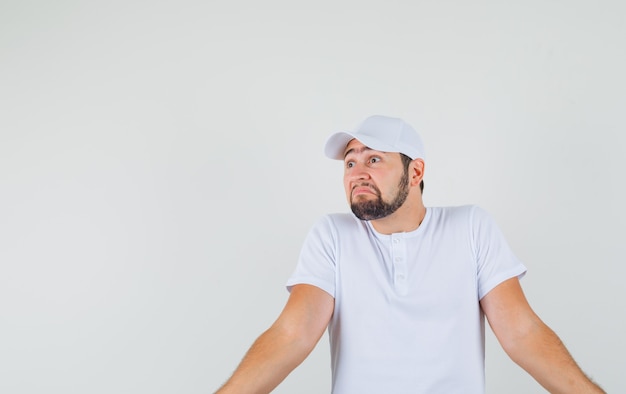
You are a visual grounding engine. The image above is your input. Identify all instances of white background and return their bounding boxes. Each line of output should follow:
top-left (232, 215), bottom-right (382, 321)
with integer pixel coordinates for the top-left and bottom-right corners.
top-left (1, 1), bottom-right (624, 393)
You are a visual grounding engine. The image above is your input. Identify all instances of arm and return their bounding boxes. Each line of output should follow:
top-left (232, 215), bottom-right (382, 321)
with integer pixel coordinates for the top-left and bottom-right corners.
top-left (480, 277), bottom-right (604, 393)
top-left (215, 284), bottom-right (334, 394)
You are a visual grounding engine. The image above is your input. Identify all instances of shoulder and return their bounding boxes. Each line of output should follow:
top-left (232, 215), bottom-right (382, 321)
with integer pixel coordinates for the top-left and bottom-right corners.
top-left (316, 213), bottom-right (364, 231)
top-left (427, 204), bottom-right (486, 224)
top-left (425, 206), bottom-right (500, 239)
top-left (305, 213), bottom-right (366, 240)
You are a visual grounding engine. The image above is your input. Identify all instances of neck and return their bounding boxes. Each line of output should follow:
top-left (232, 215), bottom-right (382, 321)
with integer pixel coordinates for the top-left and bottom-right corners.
top-left (370, 198), bottom-right (426, 234)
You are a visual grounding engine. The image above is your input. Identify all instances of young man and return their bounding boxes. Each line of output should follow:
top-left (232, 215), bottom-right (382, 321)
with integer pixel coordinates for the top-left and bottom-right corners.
top-left (216, 115), bottom-right (604, 393)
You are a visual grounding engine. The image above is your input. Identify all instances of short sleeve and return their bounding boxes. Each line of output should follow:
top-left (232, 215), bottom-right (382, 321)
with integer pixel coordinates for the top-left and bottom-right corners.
top-left (286, 215), bottom-right (337, 297)
top-left (470, 206), bottom-right (527, 300)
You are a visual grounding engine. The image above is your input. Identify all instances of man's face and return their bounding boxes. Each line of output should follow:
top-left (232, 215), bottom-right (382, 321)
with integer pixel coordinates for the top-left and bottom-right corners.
top-left (342, 139), bottom-right (410, 221)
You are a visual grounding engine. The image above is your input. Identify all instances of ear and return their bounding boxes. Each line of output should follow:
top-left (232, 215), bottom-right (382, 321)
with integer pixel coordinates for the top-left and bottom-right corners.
top-left (409, 159), bottom-right (425, 187)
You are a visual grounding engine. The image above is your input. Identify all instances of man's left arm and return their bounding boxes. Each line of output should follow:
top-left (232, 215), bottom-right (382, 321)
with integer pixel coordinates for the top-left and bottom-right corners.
top-left (480, 277), bottom-right (605, 393)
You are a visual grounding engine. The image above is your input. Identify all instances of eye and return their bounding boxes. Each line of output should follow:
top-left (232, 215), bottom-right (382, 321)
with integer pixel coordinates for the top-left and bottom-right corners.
top-left (369, 157), bottom-right (381, 164)
top-left (345, 161), bottom-right (355, 168)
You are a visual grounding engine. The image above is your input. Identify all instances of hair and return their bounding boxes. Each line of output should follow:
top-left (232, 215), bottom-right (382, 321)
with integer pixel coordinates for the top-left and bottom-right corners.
top-left (400, 153), bottom-right (424, 194)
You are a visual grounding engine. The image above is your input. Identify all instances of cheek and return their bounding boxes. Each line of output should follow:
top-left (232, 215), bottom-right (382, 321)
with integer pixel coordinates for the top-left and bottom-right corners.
top-left (343, 177), bottom-right (351, 199)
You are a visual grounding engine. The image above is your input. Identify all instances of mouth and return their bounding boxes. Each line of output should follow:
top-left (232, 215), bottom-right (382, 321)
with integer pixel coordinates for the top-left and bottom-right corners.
top-left (352, 184), bottom-right (378, 197)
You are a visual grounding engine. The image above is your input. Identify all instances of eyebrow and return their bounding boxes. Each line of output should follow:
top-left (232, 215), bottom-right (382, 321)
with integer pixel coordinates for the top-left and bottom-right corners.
top-left (343, 146), bottom-right (373, 159)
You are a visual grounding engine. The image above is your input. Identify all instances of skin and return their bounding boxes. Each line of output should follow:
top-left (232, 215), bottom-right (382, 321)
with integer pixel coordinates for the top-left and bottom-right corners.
top-left (216, 284), bottom-right (333, 394)
top-left (216, 139), bottom-right (605, 394)
top-left (343, 139), bottom-right (425, 233)
top-left (481, 277), bottom-right (604, 393)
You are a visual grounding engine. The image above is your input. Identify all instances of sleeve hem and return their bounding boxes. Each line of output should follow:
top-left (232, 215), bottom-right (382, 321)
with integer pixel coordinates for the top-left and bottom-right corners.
top-left (478, 266), bottom-right (527, 300)
top-left (286, 277), bottom-right (335, 298)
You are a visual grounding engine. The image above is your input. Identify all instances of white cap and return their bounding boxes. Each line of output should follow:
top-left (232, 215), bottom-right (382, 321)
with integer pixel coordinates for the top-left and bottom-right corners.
top-left (324, 115), bottom-right (426, 160)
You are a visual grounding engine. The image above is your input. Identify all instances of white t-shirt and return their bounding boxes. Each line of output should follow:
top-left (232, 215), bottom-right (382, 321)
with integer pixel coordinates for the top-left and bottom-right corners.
top-left (286, 205), bottom-right (527, 394)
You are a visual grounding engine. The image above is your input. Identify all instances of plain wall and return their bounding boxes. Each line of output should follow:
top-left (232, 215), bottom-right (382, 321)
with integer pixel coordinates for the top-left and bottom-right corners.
top-left (1, 1), bottom-right (624, 393)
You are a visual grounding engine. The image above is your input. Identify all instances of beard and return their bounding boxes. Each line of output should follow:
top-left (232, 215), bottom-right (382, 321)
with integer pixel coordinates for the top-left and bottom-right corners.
top-left (350, 171), bottom-right (410, 221)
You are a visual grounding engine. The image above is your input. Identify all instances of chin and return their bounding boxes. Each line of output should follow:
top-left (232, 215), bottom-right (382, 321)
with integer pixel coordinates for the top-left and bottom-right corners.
top-left (351, 193), bottom-right (376, 203)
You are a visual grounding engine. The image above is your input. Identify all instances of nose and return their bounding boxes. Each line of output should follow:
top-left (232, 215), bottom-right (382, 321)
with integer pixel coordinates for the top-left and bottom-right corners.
top-left (347, 161), bottom-right (371, 181)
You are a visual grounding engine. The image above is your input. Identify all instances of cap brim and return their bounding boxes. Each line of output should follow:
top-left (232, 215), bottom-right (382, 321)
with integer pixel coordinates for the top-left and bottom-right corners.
top-left (324, 132), bottom-right (403, 160)
top-left (324, 132), bottom-right (356, 160)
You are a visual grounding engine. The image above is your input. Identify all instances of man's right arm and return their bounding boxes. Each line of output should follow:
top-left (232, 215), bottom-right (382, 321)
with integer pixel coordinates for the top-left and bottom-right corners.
top-left (215, 284), bottom-right (334, 394)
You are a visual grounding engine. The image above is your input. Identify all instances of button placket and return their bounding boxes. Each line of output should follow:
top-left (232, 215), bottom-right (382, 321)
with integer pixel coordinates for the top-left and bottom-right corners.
top-left (391, 235), bottom-right (408, 293)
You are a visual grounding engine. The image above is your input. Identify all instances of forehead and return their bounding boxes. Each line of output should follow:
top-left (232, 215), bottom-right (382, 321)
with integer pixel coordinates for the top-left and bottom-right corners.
top-left (343, 139), bottom-right (376, 157)
top-left (343, 139), bottom-right (406, 167)
top-left (345, 138), bottom-right (364, 151)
